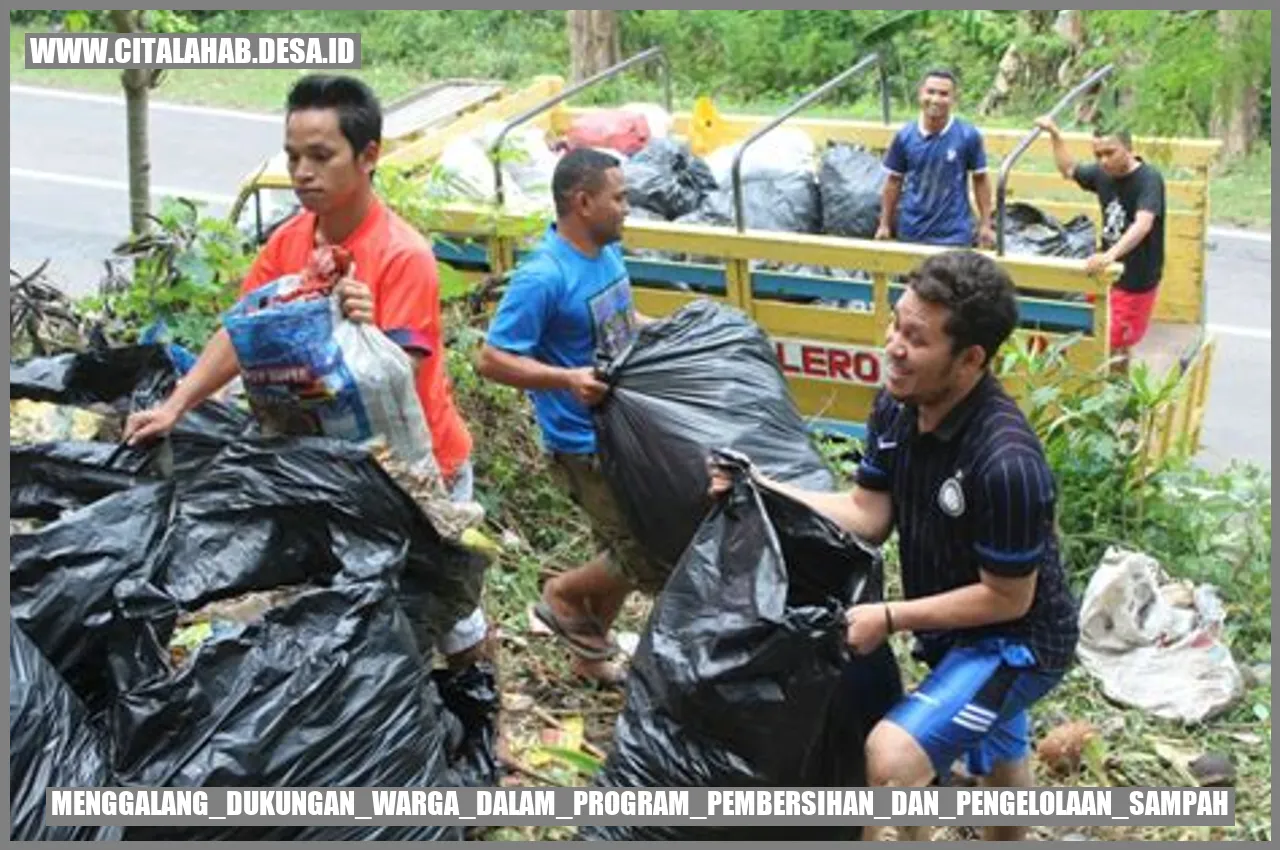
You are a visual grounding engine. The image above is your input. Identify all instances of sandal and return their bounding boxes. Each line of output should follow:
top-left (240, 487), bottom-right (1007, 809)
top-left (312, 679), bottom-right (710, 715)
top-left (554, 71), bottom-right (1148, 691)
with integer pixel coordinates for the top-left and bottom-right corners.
top-left (533, 599), bottom-right (619, 661)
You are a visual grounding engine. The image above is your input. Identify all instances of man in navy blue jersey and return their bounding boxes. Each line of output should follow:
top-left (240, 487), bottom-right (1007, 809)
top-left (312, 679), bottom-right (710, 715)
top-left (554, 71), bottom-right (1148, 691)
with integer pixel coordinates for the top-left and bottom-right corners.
top-left (711, 251), bottom-right (1078, 842)
top-left (876, 69), bottom-right (995, 249)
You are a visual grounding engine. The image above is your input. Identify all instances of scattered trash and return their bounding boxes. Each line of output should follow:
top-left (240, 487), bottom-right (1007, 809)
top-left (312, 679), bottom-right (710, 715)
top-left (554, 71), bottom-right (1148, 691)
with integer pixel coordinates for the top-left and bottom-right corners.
top-left (1188, 752), bottom-right (1236, 787)
top-left (1077, 548), bottom-right (1247, 724)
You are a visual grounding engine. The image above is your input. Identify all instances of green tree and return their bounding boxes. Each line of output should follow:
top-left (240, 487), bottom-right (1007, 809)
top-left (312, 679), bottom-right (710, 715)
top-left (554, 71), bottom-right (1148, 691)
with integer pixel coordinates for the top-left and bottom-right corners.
top-left (62, 10), bottom-right (196, 235)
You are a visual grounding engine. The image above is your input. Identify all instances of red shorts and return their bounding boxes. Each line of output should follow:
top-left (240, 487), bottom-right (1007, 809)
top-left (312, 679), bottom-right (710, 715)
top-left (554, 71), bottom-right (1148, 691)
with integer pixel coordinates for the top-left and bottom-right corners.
top-left (1109, 286), bottom-right (1159, 350)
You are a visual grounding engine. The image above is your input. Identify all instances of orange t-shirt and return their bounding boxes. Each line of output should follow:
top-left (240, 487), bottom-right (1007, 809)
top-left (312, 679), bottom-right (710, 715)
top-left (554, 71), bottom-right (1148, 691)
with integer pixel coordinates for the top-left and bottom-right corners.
top-left (239, 197), bottom-right (473, 480)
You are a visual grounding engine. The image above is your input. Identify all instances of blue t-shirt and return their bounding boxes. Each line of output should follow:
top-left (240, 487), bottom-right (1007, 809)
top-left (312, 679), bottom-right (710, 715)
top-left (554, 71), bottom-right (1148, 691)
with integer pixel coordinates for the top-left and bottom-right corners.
top-left (486, 226), bottom-right (637, 455)
top-left (883, 117), bottom-right (987, 246)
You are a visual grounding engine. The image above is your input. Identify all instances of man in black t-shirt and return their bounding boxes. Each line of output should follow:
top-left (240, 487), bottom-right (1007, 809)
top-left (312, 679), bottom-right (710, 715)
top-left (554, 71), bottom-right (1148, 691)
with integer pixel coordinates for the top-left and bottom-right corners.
top-left (1037, 117), bottom-right (1167, 371)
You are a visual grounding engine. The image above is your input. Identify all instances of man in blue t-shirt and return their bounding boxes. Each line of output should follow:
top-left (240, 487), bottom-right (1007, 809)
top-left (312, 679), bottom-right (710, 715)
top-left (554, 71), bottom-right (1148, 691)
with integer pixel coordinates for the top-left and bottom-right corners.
top-left (876, 69), bottom-right (995, 249)
top-left (478, 148), bottom-right (659, 686)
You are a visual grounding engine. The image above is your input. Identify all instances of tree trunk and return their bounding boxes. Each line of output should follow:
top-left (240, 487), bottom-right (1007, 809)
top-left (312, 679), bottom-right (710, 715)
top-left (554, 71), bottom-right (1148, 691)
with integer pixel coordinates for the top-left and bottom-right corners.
top-left (567, 10), bottom-right (620, 82)
top-left (1211, 11), bottom-right (1262, 160)
top-left (109, 10), bottom-right (151, 236)
top-left (121, 68), bottom-right (152, 236)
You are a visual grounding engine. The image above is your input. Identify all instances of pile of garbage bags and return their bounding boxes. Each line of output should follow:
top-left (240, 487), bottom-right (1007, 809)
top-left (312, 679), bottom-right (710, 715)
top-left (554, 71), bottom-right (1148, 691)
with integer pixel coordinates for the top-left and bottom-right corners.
top-left (9, 346), bottom-right (498, 841)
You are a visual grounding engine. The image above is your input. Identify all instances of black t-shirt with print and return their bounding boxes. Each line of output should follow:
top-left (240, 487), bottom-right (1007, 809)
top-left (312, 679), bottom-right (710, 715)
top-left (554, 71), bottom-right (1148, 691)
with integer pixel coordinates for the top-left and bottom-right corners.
top-left (1073, 161), bottom-right (1166, 293)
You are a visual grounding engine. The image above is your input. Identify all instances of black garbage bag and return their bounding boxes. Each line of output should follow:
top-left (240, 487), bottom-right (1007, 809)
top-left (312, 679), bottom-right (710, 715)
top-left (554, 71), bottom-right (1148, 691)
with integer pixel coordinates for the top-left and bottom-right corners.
top-left (11, 480), bottom-right (174, 711)
top-left (434, 661), bottom-right (502, 788)
top-left (10, 622), bottom-right (122, 842)
top-left (110, 582), bottom-right (468, 841)
top-left (1000, 202), bottom-right (1096, 260)
top-left (624, 138), bottom-right (718, 220)
top-left (1063, 214), bottom-right (1097, 258)
top-left (594, 300), bottom-right (835, 579)
top-left (11, 440), bottom-right (161, 520)
top-left (10, 436), bottom-right (487, 711)
top-left (1001, 202), bottom-right (1068, 256)
top-left (579, 464), bottom-right (876, 841)
top-left (819, 143), bottom-right (885, 238)
top-left (691, 172), bottom-right (821, 235)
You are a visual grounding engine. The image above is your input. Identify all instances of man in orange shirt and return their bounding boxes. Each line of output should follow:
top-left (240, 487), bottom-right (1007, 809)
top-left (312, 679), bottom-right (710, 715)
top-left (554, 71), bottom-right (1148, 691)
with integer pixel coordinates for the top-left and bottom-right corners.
top-left (124, 74), bottom-right (485, 666)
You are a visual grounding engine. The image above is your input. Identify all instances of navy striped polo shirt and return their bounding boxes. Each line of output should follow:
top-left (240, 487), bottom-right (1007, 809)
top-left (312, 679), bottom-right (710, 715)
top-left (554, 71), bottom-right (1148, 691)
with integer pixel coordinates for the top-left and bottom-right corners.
top-left (855, 372), bottom-right (1079, 670)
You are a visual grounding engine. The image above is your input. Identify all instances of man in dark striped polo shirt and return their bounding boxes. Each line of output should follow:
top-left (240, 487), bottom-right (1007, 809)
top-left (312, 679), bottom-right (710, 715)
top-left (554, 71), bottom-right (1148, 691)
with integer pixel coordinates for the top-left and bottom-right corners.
top-left (711, 251), bottom-right (1078, 841)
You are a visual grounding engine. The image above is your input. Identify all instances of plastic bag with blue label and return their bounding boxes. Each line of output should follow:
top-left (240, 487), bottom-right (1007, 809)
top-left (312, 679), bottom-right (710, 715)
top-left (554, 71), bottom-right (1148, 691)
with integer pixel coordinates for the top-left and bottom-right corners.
top-left (222, 246), bottom-right (438, 477)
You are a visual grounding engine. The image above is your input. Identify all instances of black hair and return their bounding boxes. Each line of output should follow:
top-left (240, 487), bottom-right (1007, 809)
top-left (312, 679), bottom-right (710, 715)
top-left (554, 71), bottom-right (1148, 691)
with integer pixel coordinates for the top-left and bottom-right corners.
top-left (1092, 124), bottom-right (1134, 150)
top-left (920, 68), bottom-right (958, 89)
top-left (551, 148), bottom-right (622, 217)
top-left (286, 74), bottom-right (382, 157)
top-left (906, 251), bottom-right (1019, 367)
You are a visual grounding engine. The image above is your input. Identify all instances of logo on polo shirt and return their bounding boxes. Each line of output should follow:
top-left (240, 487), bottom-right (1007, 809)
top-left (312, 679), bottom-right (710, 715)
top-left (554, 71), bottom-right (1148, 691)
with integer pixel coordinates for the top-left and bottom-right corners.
top-left (938, 470), bottom-right (966, 517)
top-left (946, 148), bottom-right (957, 163)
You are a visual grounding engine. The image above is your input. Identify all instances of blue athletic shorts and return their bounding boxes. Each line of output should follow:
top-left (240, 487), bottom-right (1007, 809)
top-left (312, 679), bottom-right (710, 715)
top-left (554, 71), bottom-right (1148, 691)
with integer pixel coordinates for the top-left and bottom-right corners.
top-left (885, 638), bottom-right (1065, 779)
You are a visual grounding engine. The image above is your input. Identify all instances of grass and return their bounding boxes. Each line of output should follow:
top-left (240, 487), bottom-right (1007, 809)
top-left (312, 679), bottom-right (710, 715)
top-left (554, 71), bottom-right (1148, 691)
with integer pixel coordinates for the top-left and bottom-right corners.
top-left (1209, 145), bottom-right (1272, 230)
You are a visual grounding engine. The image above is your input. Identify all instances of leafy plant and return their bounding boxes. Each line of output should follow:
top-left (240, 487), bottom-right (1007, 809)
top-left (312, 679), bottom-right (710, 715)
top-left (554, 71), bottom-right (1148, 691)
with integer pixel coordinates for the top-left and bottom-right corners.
top-left (996, 341), bottom-right (1272, 659)
top-left (83, 197), bottom-right (255, 348)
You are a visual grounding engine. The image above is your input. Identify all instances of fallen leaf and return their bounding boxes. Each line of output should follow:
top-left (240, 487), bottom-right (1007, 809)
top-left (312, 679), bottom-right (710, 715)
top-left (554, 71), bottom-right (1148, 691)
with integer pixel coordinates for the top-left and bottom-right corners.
top-left (502, 691), bottom-right (534, 712)
top-left (1229, 732), bottom-right (1263, 746)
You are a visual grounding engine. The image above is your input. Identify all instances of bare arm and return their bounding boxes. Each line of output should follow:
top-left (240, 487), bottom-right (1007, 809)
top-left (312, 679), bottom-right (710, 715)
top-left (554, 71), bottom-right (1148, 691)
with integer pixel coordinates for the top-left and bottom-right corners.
top-left (877, 174), bottom-right (903, 238)
top-left (972, 171), bottom-right (994, 230)
top-left (846, 568), bottom-right (1037, 654)
top-left (1104, 210), bottom-right (1156, 262)
top-left (476, 343), bottom-right (607, 405)
top-left (124, 328), bottom-right (240, 443)
top-left (1035, 117), bottom-right (1077, 180)
top-left (753, 474), bottom-right (894, 546)
top-left (891, 569), bottom-right (1036, 630)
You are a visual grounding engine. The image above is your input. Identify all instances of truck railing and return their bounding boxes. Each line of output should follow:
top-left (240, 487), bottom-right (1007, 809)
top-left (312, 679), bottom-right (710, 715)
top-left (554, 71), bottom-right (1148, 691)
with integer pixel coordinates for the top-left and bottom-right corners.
top-left (488, 47), bottom-right (671, 207)
top-left (996, 64), bottom-right (1115, 255)
top-left (731, 52), bottom-right (889, 232)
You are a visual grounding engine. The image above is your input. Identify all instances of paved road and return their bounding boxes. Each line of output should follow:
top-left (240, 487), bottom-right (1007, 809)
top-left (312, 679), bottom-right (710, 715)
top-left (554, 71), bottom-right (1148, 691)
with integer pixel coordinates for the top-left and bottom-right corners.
top-left (9, 84), bottom-right (1272, 471)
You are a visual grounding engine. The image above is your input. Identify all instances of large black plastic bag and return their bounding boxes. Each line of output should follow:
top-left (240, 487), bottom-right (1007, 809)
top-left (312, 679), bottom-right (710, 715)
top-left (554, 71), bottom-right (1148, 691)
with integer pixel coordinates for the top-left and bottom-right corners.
top-left (10, 623), bottom-right (122, 842)
top-left (11, 440), bottom-right (159, 520)
top-left (686, 172), bottom-right (821, 235)
top-left (819, 142), bottom-right (885, 238)
top-left (10, 436), bottom-right (487, 710)
top-left (1000, 202), bottom-right (1095, 260)
top-left (594, 299), bottom-right (834, 577)
top-left (579, 469), bottom-right (875, 841)
top-left (624, 138), bottom-right (718, 220)
top-left (11, 480), bottom-right (174, 710)
top-left (110, 582), bottom-right (468, 841)
top-left (1063, 214), bottom-right (1097, 258)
